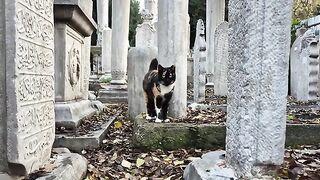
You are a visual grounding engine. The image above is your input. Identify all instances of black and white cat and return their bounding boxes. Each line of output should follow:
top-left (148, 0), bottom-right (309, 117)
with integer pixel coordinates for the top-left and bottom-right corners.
top-left (143, 58), bottom-right (176, 123)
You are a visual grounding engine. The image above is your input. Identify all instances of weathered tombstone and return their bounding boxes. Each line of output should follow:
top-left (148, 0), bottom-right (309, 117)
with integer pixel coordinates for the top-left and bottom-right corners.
top-left (0, 0), bottom-right (55, 175)
top-left (214, 22), bottom-right (228, 96)
top-left (290, 28), bottom-right (319, 101)
top-left (128, 47), bottom-right (157, 119)
top-left (227, 0), bottom-right (293, 177)
top-left (54, 0), bottom-right (99, 129)
top-left (158, 0), bottom-right (189, 117)
top-left (193, 19), bottom-right (207, 103)
top-left (206, 0), bottom-right (225, 85)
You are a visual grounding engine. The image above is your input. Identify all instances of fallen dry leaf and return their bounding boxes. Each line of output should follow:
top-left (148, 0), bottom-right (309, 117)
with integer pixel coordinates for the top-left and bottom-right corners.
top-left (136, 158), bottom-right (145, 168)
top-left (121, 159), bottom-right (132, 169)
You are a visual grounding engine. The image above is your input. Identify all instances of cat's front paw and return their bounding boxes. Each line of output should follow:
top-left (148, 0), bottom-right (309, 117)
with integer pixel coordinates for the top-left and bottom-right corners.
top-left (155, 118), bottom-right (163, 123)
top-left (146, 115), bottom-right (156, 122)
top-left (164, 119), bottom-right (170, 123)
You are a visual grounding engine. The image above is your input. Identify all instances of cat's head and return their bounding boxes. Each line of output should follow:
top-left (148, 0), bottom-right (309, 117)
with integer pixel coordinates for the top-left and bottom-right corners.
top-left (158, 64), bottom-right (176, 86)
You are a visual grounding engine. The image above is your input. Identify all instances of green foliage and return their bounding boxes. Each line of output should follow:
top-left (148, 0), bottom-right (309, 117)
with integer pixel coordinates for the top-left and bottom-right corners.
top-left (293, 0), bottom-right (320, 21)
top-left (129, 0), bottom-right (142, 47)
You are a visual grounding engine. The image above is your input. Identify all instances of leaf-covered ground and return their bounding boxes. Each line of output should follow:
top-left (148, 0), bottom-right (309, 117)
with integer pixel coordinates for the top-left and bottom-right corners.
top-left (82, 103), bottom-right (320, 180)
top-left (83, 104), bottom-right (212, 179)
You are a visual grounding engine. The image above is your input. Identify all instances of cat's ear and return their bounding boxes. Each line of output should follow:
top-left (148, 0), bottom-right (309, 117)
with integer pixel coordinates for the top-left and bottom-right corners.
top-left (158, 64), bottom-right (163, 72)
top-left (170, 65), bottom-right (176, 72)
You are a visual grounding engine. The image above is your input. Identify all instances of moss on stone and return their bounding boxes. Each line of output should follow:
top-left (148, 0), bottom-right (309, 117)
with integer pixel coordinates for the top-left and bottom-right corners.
top-left (133, 113), bottom-right (320, 150)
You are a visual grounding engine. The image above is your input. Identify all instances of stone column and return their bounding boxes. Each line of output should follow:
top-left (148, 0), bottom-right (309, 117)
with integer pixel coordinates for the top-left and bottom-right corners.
top-left (102, 28), bottom-right (112, 75)
top-left (206, 0), bottom-right (225, 85)
top-left (111, 0), bottom-right (130, 85)
top-left (1, 0), bottom-right (55, 175)
top-left (97, 0), bottom-right (109, 46)
top-left (158, 0), bottom-right (189, 117)
top-left (97, 0), bottom-right (112, 75)
top-left (227, 0), bottom-right (293, 178)
top-left (193, 19), bottom-right (207, 103)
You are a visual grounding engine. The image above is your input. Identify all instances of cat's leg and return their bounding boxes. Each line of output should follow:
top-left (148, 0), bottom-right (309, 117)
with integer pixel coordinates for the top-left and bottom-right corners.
top-left (155, 95), bottom-right (163, 123)
top-left (160, 92), bottom-right (173, 122)
top-left (146, 96), bottom-right (157, 121)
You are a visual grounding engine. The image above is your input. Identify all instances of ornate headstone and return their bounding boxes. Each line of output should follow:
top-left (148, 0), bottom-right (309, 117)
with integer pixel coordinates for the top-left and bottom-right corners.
top-left (0, 0), bottom-right (55, 175)
top-left (135, 21), bottom-right (157, 49)
top-left (290, 28), bottom-right (319, 101)
top-left (135, 0), bottom-right (157, 49)
top-left (193, 19), bottom-right (207, 103)
top-left (214, 22), bottom-right (228, 96)
top-left (54, 0), bottom-right (100, 129)
top-left (227, 0), bottom-right (293, 178)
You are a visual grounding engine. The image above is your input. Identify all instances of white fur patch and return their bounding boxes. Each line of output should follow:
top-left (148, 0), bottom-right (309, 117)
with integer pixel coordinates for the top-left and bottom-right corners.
top-left (156, 107), bottom-right (161, 115)
top-left (160, 83), bottom-right (175, 95)
top-left (155, 118), bottom-right (163, 123)
top-left (146, 115), bottom-right (156, 120)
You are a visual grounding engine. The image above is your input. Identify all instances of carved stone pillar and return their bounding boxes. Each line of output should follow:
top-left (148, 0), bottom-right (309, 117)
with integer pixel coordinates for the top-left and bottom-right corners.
top-left (97, 0), bottom-right (109, 46)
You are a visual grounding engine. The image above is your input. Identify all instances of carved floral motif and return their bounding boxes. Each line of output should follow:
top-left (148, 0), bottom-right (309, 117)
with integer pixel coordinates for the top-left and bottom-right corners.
top-left (68, 43), bottom-right (81, 87)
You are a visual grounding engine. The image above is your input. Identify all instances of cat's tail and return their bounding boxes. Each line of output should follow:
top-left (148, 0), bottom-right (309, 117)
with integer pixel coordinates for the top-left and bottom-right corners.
top-left (149, 58), bottom-right (158, 71)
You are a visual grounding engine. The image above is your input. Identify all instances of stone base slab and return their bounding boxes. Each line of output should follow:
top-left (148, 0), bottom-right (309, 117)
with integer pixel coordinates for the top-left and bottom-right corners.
top-left (36, 148), bottom-right (87, 180)
top-left (133, 114), bottom-right (320, 150)
top-left (55, 100), bottom-right (104, 129)
top-left (54, 114), bottom-right (117, 152)
top-left (183, 151), bottom-right (236, 180)
top-left (97, 84), bottom-right (128, 103)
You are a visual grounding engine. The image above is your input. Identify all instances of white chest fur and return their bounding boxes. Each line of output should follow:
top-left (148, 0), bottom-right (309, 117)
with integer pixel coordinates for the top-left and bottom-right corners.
top-left (160, 83), bottom-right (175, 95)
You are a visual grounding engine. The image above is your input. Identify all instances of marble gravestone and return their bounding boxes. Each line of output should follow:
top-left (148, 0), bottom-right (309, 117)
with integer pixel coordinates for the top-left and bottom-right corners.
top-left (214, 22), bottom-right (228, 96)
top-left (0, 0), bottom-right (55, 175)
top-left (54, 0), bottom-right (101, 129)
top-left (290, 28), bottom-right (319, 101)
top-left (193, 19), bottom-right (207, 103)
